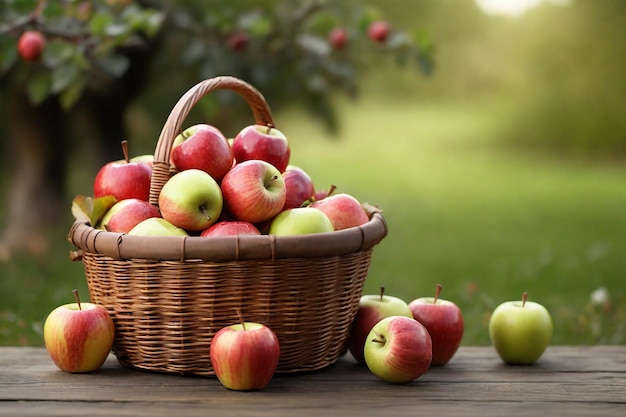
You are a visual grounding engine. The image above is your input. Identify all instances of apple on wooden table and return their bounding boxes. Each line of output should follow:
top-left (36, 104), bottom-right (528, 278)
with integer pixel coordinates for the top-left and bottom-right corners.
top-left (409, 284), bottom-right (464, 366)
top-left (170, 124), bottom-right (234, 182)
top-left (210, 319), bottom-right (280, 391)
top-left (158, 169), bottom-right (223, 231)
top-left (348, 286), bottom-right (413, 364)
top-left (231, 124), bottom-right (291, 173)
top-left (364, 315), bottom-right (432, 384)
top-left (44, 290), bottom-right (115, 373)
top-left (489, 292), bottom-right (553, 365)
top-left (93, 140), bottom-right (152, 202)
top-left (221, 160), bottom-right (286, 224)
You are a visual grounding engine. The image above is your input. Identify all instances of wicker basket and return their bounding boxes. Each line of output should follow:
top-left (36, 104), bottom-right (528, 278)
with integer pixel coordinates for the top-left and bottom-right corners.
top-left (68, 76), bottom-right (388, 377)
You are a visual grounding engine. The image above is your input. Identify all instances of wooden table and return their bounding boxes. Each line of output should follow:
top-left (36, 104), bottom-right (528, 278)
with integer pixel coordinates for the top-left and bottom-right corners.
top-left (1, 346), bottom-right (624, 416)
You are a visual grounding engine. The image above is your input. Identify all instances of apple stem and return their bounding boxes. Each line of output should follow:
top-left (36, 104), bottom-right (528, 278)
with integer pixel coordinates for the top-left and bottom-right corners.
top-left (121, 140), bottom-right (130, 163)
top-left (434, 284), bottom-right (442, 304)
top-left (265, 175), bottom-right (279, 189)
top-left (379, 286), bottom-right (386, 302)
top-left (265, 124), bottom-right (274, 134)
top-left (522, 292), bottom-right (528, 307)
top-left (327, 184), bottom-right (337, 197)
top-left (371, 330), bottom-right (386, 345)
top-left (200, 205), bottom-right (211, 221)
top-left (72, 289), bottom-right (82, 311)
top-left (236, 307), bottom-right (246, 331)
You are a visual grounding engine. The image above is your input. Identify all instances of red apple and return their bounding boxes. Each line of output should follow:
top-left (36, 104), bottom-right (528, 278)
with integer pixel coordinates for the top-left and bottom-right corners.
top-left (311, 193), bottom-right (369, 230)
top-left (158, 169), bottom-right (223, 231)
top-left (221, 160), bottom-right (286, 224)
top-left (93, 141), bottom-right (152, 201)
top-left (348, 286), bottom-right (413, 364)
top-left (200, 220), bottom-right (260, 237)
top-left (409, 284), bottom-right (464, 366)
top-left (281, 165), bottom-right (315, 210)
top-left (312, 184), bottom-right (336, 202)
top-left (364, 316), bottom-right (432, 384)
top-left (100, 198), bottom-right (160, 233)
top-left (43, 290), bottom-right (115, 373)
top-left (368, 21), bottom-right (390, 43)
top-left (170, 124), bottom-right (234, 182)
top-left (328, 28), bottom-right (348, 49)
top-left (231, 125), bottom-right (291, 173)
top-left (210, 321), bottom-right (280, 391)
top-left (17, 30), bottom-right (46, 62)
top-left (227, 31), bottom-right (249, 52)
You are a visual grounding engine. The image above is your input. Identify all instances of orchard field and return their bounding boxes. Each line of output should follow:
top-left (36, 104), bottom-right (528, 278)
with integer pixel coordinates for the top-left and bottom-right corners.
top-left (1, 92), bottom-right (625, 347)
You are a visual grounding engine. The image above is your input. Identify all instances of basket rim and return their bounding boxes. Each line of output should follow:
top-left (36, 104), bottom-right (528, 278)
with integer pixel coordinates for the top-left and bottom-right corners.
top-left (69, 210), bottom-right (387, 262)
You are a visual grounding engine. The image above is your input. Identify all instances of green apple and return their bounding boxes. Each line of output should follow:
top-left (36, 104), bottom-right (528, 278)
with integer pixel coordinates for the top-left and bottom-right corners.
top-left (158, 169), bottom-right (223, 231)
top-left (268, 207), bottom-right (333, 236)
top-left (489, 292), bottom-right (553, 365)
top-left (128, 217), bottom-right (188, 236)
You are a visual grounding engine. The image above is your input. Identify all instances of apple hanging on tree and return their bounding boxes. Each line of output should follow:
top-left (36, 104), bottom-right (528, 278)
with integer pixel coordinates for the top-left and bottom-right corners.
top-left (43, 290), bottom-right (115, 373)
top-left (17, 30), bottom-right (46, 62)
top-left (409, 284), bottom-right (464, 366)
top-left (489, 292), bottom-right (553, 365)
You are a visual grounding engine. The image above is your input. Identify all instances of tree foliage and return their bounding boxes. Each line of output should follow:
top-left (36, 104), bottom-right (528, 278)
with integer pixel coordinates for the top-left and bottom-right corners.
top-left (0, 0), bottom-right (435, 130)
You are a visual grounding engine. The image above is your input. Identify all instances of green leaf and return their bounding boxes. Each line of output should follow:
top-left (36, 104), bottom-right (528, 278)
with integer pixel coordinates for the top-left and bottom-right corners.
top-left (96, 53), bottom-right (130, 77)
top-left (26, 72), bottom-right (52, 105)
top-left (42, 40), bottom-right (76, 67)
top-left (51, 63), bottom-right (80, 94)
top-left (59, 78), bottom-right (84, 109)
top-left (71, 195), bottom-right (117, 227)
top-left (89, 12), bottom-right (114, 36)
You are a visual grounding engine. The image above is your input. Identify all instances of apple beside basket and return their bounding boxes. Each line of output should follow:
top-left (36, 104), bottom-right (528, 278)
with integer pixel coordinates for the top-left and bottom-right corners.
top-left (68, 76), bottom-right (388, 377)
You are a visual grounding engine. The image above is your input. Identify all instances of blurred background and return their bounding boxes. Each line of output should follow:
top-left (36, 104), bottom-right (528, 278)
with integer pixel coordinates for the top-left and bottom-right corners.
top-left (1, 0), bottom-right (624, 346)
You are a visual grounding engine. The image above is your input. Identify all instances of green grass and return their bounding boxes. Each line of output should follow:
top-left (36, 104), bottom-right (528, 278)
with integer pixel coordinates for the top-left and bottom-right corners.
top-left (1, 96), bottom-right (625, 347)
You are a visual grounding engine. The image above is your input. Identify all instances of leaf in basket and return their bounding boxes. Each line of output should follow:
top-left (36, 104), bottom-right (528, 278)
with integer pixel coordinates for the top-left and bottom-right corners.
top-left (71, 195), bottom-right (117, 226)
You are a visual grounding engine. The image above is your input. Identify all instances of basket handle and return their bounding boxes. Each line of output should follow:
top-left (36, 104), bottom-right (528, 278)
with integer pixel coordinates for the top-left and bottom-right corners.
top-left (149, 76), bottom-right (275, 206)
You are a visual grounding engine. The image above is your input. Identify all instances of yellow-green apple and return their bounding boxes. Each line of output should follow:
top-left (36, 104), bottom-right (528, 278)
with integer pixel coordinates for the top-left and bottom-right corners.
top-left (170, 124), bottom-right (234, 182)
top-left (100, 198), bottom-right (160, 233)
top-left (231, 125), bottom-right (291, 172)
top-left (200, 220), bottom-right (260, 237)
top-left (221, 160), bottom-right (286, 223)
top-left (268, 207), bottom-right (333, 236)
top-left (364, 315), bottom-right (432, 384)
top-left (367, 21), bottom-right (390, 43)
top-left (348, 286), bottom-right (413, 363)
top-left (310, 193), bottom-right (369, 230)
top-left (130, 154), bottom-right (153, 166)
top-left (43, 290), bottom-right (115, 373)
top-left (409, 284), bottom-right (464, 366)
top-left (94, 141), bottom-right (152, 201)
top-left (128, 217), bottom-right (188, 236)
top-left (18, 30), bottom-right (46, 61)
top-left (210, 321), bottom-right (280, 391)
top-left (158, 169), bottom-right (223, 231)
top-left (281, 165), bottom-right (315, 210)
top-left (489, 292), bottom-right (553, 365)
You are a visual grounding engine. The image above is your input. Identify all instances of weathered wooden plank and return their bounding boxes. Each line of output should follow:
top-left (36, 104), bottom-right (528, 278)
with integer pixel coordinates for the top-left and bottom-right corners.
top-left (0, 346), bottom-right (624, 417)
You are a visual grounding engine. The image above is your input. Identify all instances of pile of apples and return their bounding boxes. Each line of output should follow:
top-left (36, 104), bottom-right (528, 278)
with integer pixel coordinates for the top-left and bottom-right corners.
top-left (86, 122), bottom-right (370, 238)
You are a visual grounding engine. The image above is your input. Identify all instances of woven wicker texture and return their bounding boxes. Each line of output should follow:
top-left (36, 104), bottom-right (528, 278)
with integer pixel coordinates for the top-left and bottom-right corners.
top-left (68, 76), bottom-right (388, 376)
